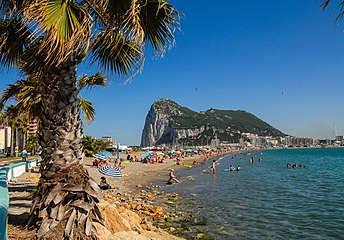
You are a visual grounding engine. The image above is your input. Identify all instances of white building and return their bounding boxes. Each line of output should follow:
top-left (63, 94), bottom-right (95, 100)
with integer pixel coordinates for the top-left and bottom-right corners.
top-left (0, 126), bottom-right (11, 153)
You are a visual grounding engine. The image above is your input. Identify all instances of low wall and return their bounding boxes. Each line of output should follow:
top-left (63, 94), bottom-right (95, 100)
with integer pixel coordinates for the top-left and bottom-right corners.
top-left (0, 158), bottom-right (39, 240)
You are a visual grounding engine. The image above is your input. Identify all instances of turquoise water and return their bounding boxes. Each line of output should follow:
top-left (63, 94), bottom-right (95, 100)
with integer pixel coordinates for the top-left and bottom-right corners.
top-left (166, 148), bottom-right (344, 239)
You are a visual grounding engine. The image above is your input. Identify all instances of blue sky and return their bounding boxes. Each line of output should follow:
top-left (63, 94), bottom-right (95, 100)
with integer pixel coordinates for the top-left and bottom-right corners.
top-left (1, 1), bottom-right (344, 145)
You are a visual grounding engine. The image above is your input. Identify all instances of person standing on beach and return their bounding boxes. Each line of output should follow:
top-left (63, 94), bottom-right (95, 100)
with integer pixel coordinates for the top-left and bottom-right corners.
top-left (21, 148), bottom-right (28, 162)
top-left (211, 160), bottom-right (216, 175)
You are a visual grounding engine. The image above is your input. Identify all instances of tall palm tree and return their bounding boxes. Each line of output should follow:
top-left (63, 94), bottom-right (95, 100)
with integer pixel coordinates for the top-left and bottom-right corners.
top-left (0, 0), bottom-right (179, 238)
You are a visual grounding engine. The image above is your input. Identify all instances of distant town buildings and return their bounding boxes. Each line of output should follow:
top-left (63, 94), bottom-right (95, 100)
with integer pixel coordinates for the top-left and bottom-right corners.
top-left (214, 133), bottom-right (326, 148)
top-left (95, 136), bottom-right (115, 147)
top-left (335, 135), bottom-right (344, 142)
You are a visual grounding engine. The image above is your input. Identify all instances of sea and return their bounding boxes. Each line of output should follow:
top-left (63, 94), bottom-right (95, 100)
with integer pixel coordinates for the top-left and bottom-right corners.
top-left (162, 148), bottom-right (344, 240)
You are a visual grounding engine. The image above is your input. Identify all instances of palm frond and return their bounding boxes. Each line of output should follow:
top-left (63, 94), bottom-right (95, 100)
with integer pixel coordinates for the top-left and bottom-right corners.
top-left (321, 0), bottom-right (344, 23)
top-left (78, 72), bottom-right (107, 90)
top-left (0, 81), bottom-right (25, 105)
top-left (124, 0), bottom-right (180, 55)
top-left (79, 96), bottom-right (95, 123)
top-left (91, 28), bottom-right (144, 79)
top-left (23, 0), bottom-right (91, 66)
top-left (0, 19), bottom-right (31, 68)
top-left (0, 0), bottom-right (28, 15)
top-left (0, 75), bottom-right (43, 119)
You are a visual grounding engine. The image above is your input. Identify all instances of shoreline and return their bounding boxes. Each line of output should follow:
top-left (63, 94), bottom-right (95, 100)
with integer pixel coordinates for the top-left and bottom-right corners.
top-left (8, 150), bottom-right (233, 239)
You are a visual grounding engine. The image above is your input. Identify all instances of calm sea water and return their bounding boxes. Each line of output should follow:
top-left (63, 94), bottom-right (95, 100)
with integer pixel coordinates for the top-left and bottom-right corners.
top-left (164, 148), bottom-right (344, 240)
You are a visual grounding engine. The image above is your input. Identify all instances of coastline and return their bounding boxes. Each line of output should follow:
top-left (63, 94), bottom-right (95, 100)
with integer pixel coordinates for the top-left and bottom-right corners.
top-left (8, 150), bottom-right (232, 239)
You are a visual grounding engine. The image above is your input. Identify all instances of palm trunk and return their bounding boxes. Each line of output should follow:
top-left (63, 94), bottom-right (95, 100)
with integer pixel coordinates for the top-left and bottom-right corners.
top-left (28, 59), bottom-right (102, 239)
top-left (23, 129), bottom-right (27, 149)
top-left (10, 127), bottom-right (14, 156)
top-left (15, 127), bottom-right (19, 154)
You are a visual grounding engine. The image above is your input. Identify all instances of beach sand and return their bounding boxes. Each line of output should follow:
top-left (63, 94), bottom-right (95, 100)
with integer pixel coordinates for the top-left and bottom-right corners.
top-left (84, 152), bottom-right (209, 193)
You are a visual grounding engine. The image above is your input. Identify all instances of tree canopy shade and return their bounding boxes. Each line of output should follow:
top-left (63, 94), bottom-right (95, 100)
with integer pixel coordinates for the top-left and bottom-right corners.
top-left (0, 0), bottom-right (179, 238)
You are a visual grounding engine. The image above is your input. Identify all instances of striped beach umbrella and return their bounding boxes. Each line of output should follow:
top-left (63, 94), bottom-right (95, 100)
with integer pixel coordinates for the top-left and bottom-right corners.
top-left (93, 153), bottom-right (106, 161)
top-left (98, 166), bottom-right (122, 178)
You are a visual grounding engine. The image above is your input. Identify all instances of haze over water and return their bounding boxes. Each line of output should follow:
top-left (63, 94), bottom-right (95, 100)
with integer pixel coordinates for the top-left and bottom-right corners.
top-left (165, 148), bottom-right (344, 239)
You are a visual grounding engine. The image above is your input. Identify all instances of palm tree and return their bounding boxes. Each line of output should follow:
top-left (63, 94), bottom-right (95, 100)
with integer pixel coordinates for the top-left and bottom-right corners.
top-left (0, 1), bottom-right (179, 238)
top-left (4, 105), bottom-right (19, 156)
top-left (0, 71), bottom-right (107, 123)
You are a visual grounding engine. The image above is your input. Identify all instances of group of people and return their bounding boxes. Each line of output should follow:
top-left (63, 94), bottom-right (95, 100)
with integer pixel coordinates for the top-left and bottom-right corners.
top-left (229, 164), bottom-right (241, 171)
top-left (93, 157), bottom-right (125, 169)
top-left (287, 163), bottom-right (306, 168)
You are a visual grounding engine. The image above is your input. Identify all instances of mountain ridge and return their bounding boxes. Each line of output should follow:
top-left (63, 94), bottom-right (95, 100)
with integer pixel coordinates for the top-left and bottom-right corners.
top-left (141, 98), bottom-right (285, 147)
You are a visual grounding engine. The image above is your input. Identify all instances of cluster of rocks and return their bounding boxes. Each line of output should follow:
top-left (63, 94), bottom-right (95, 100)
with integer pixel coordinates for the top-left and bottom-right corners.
top-left (100, 185), bottom-right (210, 239)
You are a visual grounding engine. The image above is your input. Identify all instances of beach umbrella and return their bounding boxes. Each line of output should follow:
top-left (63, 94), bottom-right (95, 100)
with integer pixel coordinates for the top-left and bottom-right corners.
top-left (140, 153), bottom-right (149, 158)
top-left (100, 151), bottom-right (114, 157)
top-left (130, 151), bottom-right (139, 155)
top-left (98, 166), bottom-right (122, 178)
top-left (93, 153), bottom-right (106, 161)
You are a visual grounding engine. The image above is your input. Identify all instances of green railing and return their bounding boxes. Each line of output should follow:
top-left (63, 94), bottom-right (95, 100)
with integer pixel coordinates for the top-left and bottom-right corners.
top-left (0, 158), bottom-right (39, 240)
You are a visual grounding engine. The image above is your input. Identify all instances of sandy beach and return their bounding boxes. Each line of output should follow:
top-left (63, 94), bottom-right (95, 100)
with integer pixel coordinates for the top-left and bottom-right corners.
top-left (7, 150), bottom-right (231, 239)
top-left (84, 151), bottom-right (211, 193)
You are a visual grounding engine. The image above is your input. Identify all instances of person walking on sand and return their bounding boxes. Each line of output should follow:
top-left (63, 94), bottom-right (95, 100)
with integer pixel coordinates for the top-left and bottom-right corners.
top-left (211, 160), bottom-right (216, 175)
top-left (168, 169), bottom-right (180, 183)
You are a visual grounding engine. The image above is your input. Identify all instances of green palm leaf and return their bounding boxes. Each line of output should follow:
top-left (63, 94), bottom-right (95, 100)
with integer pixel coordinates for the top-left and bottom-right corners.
top-left (79, 96), bottom-right (95, 123)
top-left (0, 19), bottom-right (31, 67)
top-left (78, 72), bottom-right (107, 90)
top-left (91, 28), bottom-right (144, 77)
top-left (125, 0), bottom-right (180, 54)
top-left (44, 0), bottom-right (84, 42)
top-left (24, 0), bottom-right (91, 66)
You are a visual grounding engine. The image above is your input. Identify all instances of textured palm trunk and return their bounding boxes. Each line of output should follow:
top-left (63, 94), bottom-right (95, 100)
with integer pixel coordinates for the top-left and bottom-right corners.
top-left (28, 59), bottom-right (102, 239)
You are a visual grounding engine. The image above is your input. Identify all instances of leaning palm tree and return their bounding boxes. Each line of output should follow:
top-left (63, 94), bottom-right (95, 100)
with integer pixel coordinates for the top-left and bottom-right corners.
top-left (0, 0), bottom-right (179, 238)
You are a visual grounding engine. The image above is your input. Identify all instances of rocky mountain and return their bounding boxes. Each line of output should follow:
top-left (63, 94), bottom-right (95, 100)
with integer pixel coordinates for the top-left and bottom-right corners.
top-left (140, 99), bottom-right (285, 147)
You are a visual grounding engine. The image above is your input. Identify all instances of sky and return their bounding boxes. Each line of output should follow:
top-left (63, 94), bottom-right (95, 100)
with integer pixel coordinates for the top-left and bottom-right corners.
top-left (1, 0), bottom-right (344, 145)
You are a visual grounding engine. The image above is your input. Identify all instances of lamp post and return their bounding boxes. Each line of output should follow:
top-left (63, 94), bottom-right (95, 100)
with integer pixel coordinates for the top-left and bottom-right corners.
top-left (116, 143), bottom-right (120, 159)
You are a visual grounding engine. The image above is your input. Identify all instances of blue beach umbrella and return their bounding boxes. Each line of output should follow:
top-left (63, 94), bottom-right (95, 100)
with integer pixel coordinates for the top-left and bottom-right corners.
top-left (100, 151), bottom-right (114, 157)
top-left (98, 166), bottom-right (122, 178)
top-left (140, 153), bottom-right (149, 158)
top-left (93, 153), bottom-right (106, 161)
